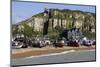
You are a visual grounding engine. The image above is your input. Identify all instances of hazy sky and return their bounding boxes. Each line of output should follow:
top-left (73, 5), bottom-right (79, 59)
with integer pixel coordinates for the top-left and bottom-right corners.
top-left (12, 1), bottom-right (96, 24)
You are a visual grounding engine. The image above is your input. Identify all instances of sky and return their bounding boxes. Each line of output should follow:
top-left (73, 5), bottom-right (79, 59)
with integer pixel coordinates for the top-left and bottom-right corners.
top-left (12, 1), bottom-right (96, 24)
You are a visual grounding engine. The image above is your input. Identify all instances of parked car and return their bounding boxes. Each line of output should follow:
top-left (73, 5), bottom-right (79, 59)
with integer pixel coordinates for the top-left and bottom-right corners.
top-left (12, 41), bottom-right (24, 49)
top-left (53, 39), bottom-right (64, 48)
top-left (92, 40), bottom-right (96, 45)
top-left (67, 39), bottom-right (79, 47)
top-left (32, 40), bottom-right (45, 48)
top-left (82, 40), bottom-right (92, 46)
top-left (12, 37), bottom-right (28, 48)
top-left (81, 37), bottom-right (93, 47)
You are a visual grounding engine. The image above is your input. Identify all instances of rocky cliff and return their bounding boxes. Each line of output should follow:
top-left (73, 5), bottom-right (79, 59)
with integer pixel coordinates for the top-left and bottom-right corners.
top-left (14, 8), bottom-right (96, 33)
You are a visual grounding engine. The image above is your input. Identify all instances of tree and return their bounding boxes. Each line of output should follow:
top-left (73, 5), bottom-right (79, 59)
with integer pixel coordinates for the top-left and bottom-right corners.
top-left (12, 25), bottom-right (18, 36)
top-left (23, 23), bottom-right (33, 38)
top-left (55, 25), bottom-right (64, 32)
top-left (83, 15), bottom-right (91, 32)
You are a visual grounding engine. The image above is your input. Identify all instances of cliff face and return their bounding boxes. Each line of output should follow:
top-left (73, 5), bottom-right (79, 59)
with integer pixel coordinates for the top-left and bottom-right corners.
top-left (14, 8), bottom-right (96, 33)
